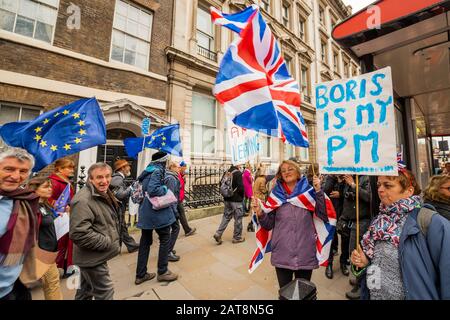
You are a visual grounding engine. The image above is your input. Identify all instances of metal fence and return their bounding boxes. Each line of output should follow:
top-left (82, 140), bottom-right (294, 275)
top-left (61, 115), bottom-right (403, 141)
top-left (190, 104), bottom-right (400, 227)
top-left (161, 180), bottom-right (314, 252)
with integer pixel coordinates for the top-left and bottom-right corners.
top-left (184, 165), bottom-right (228, 209)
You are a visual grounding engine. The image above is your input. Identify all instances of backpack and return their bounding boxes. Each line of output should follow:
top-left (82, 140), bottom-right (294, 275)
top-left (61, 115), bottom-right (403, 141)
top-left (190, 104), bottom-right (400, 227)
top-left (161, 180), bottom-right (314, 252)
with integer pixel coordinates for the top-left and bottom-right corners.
top-left (220, 169), bottom-right (238, 198)
top-left (130, 180), bottom-right (144, 204)
top-left (417, 205), bottom-right (436, 237)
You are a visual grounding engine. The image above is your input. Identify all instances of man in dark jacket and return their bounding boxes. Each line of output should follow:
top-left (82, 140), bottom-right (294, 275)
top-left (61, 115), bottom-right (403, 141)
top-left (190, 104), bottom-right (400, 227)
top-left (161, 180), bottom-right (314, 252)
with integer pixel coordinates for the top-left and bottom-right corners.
top-left (213, 165), bottom-right (245, 244)
top-left (70, 162), bottom-right (121, 300)
top-left (109, 159), bottom-right (139, 253)
top-left (135, 151), bottom-right (178, 285)
top-left (323, 174), bottom-right (347, 279)
top-left (339, 174), bottom-right (371, 300)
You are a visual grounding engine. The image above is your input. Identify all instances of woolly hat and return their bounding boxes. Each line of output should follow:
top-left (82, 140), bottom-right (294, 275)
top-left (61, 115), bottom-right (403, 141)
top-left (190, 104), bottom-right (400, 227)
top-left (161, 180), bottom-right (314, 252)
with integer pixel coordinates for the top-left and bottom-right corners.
top-left (151, 151), bottom-right (168, 162)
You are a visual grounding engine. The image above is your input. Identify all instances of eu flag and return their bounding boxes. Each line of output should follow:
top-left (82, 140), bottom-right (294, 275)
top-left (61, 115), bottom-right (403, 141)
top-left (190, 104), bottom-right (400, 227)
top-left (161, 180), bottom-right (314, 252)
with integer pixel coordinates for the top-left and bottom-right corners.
top-left (124, 123), bottom-right (182, 159)
top-left (54, 183), bottom-right (71, 215)
top-left (0, 97), bottom-right (106, 171)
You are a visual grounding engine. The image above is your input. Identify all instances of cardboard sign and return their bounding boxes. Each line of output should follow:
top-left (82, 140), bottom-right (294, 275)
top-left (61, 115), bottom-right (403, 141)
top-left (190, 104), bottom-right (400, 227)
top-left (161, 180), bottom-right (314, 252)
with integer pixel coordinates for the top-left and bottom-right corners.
top-left (227, 115), bottom-right (260, 165)
top-left (315, 67), bottom-right (397, 176)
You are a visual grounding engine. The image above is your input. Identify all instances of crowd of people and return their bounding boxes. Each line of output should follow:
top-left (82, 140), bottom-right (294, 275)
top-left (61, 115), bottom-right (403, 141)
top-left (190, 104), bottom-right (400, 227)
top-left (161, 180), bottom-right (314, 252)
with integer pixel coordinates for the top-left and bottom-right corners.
top-left (0, 146), bottom-right (449, 300)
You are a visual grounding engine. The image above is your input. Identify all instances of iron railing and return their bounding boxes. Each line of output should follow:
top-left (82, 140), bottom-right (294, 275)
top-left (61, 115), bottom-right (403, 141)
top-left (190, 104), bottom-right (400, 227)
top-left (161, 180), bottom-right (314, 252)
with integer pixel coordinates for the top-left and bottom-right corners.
top-left (184, 165), bottom-right (228, 209)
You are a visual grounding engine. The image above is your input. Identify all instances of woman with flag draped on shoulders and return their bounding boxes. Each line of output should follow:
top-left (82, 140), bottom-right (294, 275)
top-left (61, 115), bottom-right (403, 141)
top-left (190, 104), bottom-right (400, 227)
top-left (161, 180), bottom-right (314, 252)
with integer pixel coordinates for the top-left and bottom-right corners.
top-left (49, 158), bottom-right (76, 278)
top-left (251, 160), bottom-right (330, 291)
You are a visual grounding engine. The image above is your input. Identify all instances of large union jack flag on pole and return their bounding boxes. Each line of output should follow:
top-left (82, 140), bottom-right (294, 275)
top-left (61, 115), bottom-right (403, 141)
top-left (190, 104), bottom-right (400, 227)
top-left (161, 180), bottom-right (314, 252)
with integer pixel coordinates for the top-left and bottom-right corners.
top-left (249, 178), bottom-right (337, 273)
top-left (211, 5), bottom-right (309, 147)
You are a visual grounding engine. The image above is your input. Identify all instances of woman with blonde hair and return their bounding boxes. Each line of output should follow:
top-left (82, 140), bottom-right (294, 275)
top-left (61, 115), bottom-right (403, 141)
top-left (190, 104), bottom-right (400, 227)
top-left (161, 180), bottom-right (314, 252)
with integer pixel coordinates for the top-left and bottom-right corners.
top-left (49, 157), bottom-right (75, 278)
top-left (27, 176), bottom-right (63, 300)
top-left (252, 160), bottom-right (327, 290)
top-left (423, 175), bottom-right (450, 220)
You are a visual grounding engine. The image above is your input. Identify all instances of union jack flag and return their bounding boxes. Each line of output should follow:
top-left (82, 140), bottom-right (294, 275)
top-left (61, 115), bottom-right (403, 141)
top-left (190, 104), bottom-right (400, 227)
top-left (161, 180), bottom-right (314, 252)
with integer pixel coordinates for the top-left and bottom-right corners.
top-left (212, 5), bottom-right (309, 147)
top-left (397, 151), bottom-right (406, 171)
top-left (249, 178), bottom-right (337, 273)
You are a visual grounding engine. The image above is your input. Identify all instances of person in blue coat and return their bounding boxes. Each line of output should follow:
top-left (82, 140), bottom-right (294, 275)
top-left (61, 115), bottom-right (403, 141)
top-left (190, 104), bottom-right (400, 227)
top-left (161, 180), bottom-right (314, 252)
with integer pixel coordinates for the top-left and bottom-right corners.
top-left (351, 169), bottom-right (450, 300)
top-left (135, 151), bottom-right (178, 285)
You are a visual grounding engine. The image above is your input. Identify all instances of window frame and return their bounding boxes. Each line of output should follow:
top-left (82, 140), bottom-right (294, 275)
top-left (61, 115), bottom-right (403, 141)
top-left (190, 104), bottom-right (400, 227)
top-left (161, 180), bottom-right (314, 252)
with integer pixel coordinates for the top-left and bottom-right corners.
top-left (282, 2), bottom-right (290, 28)
top-left (259, 134), bottom-right (272, 160)
top-left (320, 38), bottom-right (328, 64)
top-left (191, 91), bottom-right (218, 157)
top-left (300, 64), bottom-right (310, 98)
top-left (109, 0), bottom-right (153, 70)
top-left (319, 4), bottom-right (325, 26)
top-left (0, 0), bottom-right (60, 44)
top-left (260, 0), bottom-right (270, 13)
top-left (196, 3), bottom-right (216, 61)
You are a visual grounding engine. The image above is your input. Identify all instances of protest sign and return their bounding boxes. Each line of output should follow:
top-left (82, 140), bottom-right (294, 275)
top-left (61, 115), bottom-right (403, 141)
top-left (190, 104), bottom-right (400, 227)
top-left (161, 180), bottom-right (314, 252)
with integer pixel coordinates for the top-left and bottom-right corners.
top-left (227, 115), bottom-right (260, 165)
top-left (315, 67), bottom-right (397, 175)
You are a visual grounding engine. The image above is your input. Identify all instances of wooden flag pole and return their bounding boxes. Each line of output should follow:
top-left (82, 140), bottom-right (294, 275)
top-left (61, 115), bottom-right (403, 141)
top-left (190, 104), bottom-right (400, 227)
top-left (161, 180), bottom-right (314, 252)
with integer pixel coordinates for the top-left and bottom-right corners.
top-left (355, 175), bottom-right (360, 250)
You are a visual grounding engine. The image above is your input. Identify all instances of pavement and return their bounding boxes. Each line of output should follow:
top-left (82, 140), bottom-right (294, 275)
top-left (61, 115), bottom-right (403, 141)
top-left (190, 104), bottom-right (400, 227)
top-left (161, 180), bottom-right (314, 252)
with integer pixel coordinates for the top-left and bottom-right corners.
top-left (31, 214), bottom-right (351, 300)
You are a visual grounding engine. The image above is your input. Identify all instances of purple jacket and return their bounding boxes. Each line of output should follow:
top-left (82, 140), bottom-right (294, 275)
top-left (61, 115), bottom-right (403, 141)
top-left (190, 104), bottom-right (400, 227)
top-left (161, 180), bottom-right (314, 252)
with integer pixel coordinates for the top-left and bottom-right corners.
top-left (259, 190), bottom-right (328, 270)
top-left (242, 169), bottom-right (253, 198)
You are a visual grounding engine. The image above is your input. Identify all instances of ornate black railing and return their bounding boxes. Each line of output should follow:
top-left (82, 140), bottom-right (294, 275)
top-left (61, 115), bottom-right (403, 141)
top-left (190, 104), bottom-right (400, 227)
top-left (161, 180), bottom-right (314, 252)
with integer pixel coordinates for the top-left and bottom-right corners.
top-left (184, 165), bottom-right (228, 209)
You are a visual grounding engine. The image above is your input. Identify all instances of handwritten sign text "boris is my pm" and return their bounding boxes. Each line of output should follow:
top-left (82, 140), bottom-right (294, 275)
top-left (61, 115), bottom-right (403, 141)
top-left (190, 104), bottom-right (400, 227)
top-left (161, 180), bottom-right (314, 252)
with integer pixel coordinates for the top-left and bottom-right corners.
top-left (314, 67), bottom-right (397, 176)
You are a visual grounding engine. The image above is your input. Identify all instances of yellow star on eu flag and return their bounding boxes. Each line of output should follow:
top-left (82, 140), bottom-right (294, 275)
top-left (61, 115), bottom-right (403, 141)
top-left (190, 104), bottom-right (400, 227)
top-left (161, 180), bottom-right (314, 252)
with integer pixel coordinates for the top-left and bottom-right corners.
top-left (161, 142), bottom-right (166, 146)
top-left (74, 137), bottom-right (82, 144)
top-left (50, 145), bottom-right (58, 151)
top-left (72, 113), bottom-right (80, 119)
top-left (77, 120), bottom-right (85, 126)
top-left (40, 140), bottom-right (47, 147)
top-left (78, 129), bottom-right (86, 135)
top-left (34, 134), bottom-right (42, 142)
top-left (63, 144), bottom-right (71, 151)
top-left (62, 110), bottom-right (70, 115)
top-left (43, 119), bottom-right (49, 125)
top-left (34, 127), bottom-right (42, 133)
top-left (162, 137), bottom-right (166, 141)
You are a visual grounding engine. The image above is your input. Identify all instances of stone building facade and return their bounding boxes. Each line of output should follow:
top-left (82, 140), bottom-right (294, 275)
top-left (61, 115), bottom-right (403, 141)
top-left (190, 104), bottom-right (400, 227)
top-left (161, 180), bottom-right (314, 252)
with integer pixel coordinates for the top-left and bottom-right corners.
top-left (0, 0), bottom-right (173, 178)
top-left (167, 0), bottom-right (360, 169)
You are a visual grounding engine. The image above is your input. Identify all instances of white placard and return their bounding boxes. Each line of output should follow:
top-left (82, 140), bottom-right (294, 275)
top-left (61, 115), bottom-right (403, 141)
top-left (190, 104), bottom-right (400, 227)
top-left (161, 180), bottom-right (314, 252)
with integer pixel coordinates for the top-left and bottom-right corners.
top-left (128, 197), bottom-right (139, 216)
top-left (314, 67), bottom-right (397, 176)
top-left (227, 115), bottom-right (260, 165)
top-left (54, 213), bottom-right (70, 240)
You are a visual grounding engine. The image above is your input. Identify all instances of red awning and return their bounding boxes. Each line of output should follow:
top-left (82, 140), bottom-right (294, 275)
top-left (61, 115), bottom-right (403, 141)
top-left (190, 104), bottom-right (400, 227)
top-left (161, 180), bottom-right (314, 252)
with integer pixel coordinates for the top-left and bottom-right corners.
top-left (332, 0), bottom-right (450, 48)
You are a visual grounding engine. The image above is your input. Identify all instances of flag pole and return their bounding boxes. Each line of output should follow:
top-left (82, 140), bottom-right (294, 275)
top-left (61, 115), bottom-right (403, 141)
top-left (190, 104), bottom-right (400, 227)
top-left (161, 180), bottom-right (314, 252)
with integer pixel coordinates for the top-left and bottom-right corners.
top-left (356, 175), bottom-right (360, 250)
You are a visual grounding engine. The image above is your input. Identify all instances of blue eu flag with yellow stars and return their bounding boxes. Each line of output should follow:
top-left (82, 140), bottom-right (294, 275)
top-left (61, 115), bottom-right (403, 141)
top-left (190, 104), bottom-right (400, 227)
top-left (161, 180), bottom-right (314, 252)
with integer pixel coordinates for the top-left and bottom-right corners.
top-left (0, 97), bottom-right (106, 172)
top-left (54, 184), bottom-right (71, 216)
top-left (124, 123), bottom-right (182, 159)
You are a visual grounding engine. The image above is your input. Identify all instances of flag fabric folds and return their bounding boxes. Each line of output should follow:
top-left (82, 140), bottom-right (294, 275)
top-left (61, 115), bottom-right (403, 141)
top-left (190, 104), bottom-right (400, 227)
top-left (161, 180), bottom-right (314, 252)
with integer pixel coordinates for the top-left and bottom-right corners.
top-left (212, 5), bottom-right (309, 148)
top-left (0, 97), bottom-right (106, 172)
top-left (248, 178), bottom-right (337, 273)
top-left (54, 184), bottom-right (71, 215)
top-left (124, 123), bottom-right (182, 159)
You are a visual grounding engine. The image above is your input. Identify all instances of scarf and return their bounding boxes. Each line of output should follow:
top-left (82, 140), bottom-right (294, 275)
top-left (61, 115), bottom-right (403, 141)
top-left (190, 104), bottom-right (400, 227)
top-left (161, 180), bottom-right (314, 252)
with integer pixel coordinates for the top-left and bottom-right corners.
top-left (251, 178), bottom-right (336, 269)
top-left (0, 188), bottom-right (39, 266)
top-left (361, 195), bottom-right (421, 259)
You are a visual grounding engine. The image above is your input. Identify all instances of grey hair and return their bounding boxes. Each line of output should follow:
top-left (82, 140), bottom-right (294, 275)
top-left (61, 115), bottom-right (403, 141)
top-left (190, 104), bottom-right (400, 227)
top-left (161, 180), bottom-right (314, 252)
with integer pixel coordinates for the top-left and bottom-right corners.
top-left (88, 162), bottom-right (112, 178)
top-left (0, 147), bottom-right (35, 170)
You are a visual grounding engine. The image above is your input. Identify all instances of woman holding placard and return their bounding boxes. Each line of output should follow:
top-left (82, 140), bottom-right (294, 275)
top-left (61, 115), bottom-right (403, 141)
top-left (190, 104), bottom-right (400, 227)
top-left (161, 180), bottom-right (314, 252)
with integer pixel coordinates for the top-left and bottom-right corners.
top-left (351, 170), bottom-right (450, 300)
top-left (251, 160), bottom-right (327, 291)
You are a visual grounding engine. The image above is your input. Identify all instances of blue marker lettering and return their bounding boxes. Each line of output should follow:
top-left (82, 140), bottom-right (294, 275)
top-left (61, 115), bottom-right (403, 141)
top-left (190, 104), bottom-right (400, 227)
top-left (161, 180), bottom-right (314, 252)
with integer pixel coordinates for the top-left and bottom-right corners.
top-left (316, 85), bottom-right (329, 109)
top-left (370, 73), bottom-right (385, 96)
top-left (345, 80), bottom-right (357, 101)
top-left (327, 136), bottom-right (347, 165)
top-left (353, 131), bottom-right (379, 164)
top-left (333, 108), bottom-right (346, 129)
top-left (330, 84), bottom-right (345, 104)
top-left (356, 103), bottom-right (375, 125)
top-left (376, 96), bottom-right (393, 123)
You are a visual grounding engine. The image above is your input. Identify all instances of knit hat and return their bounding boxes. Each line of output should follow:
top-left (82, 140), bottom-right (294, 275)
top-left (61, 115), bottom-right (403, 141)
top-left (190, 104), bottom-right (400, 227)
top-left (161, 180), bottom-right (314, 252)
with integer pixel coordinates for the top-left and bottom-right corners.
top-left (114, 159), bottom-right (131, 172)
top-left (151, 151), bottom-right (168, 162)
top-left (180, 160), bottom-right (187, 167)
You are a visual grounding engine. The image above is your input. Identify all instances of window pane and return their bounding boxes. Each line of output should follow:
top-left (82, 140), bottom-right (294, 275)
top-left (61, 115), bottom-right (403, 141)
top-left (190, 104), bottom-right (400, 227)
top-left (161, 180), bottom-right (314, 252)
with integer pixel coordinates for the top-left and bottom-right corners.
top-left (127, 19), bottom-right (138, 36)
top-left (116, 0), bottom-right (127, 15)
top-left (128, 5), bottom-right (139, 22)
top-left (112, 29), bottom-right (124, 46)
top-left (111, 45), bottom-right (124, 62)
top-left (34, 21), bottom-right (52, 42)
top-left (136, 53), bottom-right (147, 69)
top-left (259, 136), bottom-right (270, 158)
top-left (0, 0), bottom-right (18, 12)
top-left (19, 0), bottom-right (37, 19)
top-left (0, 105), bottom-right (21, 125)
top-left (39, 0), bottom-right (59, 8)
top-left (20, 107), bottom-right (40, 120)
top-left (124, 49), bottom-right (136, 65)
top-left (192, 93), bottom-right (216, 127)
top-left (191, 124), bottom-right (215, 154)
top-left (138, 24), bottom-right (149, 40)
top-left (125, 35), bottom-right (137, 51)
top-left (0, 9), bottom-right (15, 31)
top-left (139, 10), bottom-right (151, 26)
top-left (136, 39), bottom-right (148, 54)
top-left (202, 127), bottom-right (215, 154)
top-left (114, 13), bottom-right (126, 31)
top-left (37, 4), bottom-right (56, 25)
top-left (15, 15), bottom-right (35, 37)
top-left (197, 32), bottom-right (210, 49)
top-left (197, 7), bottom-right (212, 35)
